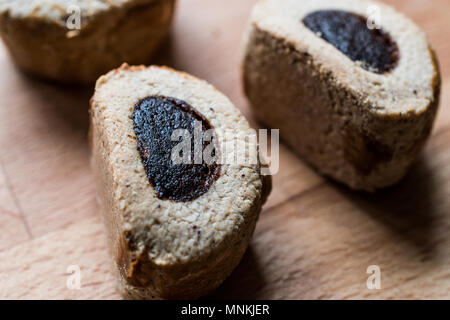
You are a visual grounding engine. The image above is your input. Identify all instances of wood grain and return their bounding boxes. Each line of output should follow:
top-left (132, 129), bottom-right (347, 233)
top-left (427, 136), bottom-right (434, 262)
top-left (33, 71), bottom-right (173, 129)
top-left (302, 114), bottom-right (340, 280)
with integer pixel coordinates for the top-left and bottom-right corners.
top-left (0, 0), bottom-right (449, 299)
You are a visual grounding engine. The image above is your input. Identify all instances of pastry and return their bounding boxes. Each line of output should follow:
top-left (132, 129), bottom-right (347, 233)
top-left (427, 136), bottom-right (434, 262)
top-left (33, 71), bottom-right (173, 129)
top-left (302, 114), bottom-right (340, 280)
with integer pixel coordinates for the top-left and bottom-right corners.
top-left (90, 64), bottom-right (271, 299)
top-left (0, 0), bottom-right (175, 84)
top-left (243, 0), bottom-right (440, 191)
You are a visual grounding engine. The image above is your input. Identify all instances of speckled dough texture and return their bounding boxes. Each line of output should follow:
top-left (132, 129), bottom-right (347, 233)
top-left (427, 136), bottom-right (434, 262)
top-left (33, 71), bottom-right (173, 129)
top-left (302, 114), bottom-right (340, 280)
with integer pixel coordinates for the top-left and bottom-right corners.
top-left (0, 0), bottom-right (176, 83)
top-left (243, 0), bottom-right (441, 191)
top-left (90, 64), bottom-right (271, 299)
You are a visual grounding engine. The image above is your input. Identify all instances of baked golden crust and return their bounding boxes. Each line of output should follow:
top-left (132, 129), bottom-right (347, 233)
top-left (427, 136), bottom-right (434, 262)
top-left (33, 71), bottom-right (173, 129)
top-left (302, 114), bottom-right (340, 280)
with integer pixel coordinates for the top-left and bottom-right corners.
top-left (0, 0), bottom-right (175, 84)
top-left (90, 64), bottom-right (271, 299)
top-left (243, 0), bottom-right (441, 191)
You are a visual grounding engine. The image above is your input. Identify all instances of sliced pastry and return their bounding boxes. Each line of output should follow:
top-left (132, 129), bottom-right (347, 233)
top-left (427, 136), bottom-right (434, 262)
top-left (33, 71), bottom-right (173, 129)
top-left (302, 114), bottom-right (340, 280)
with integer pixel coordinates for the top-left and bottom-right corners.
top-left (243, 0), bottom-right (440, 191)
top-left (0, 0), bottom-right (176, 83)
top-left (90, 64), bottom-right (271, 299)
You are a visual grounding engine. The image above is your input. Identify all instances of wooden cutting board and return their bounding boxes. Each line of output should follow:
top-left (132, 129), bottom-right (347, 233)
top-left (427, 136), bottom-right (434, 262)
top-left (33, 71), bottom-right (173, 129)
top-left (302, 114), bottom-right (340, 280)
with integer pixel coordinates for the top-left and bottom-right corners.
top-left (0, 0), bottom-right (449, 300)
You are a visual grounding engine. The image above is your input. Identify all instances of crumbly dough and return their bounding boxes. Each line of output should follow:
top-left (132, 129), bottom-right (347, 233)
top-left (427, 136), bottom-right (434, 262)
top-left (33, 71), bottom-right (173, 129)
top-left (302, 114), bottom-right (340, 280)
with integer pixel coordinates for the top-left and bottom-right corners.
top-left (0, 0), bottom-right (175, 83)
top-left (243, 0), bottom-right (441, 191)
top-left (90, 64), bottom-right (272, 299)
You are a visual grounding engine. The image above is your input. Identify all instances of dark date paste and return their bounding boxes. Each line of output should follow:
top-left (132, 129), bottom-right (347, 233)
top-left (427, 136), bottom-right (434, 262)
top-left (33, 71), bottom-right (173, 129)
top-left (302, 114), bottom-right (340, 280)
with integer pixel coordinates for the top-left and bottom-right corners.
top-left (133, 96), bottom-right (220, 202)
top-left (303, 10), bottom-right (399, 73)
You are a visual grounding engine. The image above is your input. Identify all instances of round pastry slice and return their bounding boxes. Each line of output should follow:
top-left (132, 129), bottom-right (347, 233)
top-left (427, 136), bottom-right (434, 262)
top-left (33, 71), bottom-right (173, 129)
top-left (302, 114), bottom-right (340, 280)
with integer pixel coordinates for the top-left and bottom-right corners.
top-left (243, 0), bottom-right (441, 191)
top-left (0, 0), bottom-right (175, 84)
top-left (90, 64), bottom-right (271, 299)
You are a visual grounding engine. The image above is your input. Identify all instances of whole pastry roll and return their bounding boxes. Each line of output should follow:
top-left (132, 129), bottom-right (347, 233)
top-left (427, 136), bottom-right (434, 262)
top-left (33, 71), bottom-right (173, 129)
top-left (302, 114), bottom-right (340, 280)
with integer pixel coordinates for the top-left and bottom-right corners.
top-left (0, 0), bottom-right (175, 84)
top-left (90, 64), bottom-right (271, 299)
top-left (243, 0), bottom-right (441, 191)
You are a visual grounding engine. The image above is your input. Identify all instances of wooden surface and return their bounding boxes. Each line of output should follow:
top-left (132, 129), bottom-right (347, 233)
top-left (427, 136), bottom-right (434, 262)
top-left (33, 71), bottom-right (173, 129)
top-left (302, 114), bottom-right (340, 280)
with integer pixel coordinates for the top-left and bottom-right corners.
top-left (0, 0), bottom-right (449, 300)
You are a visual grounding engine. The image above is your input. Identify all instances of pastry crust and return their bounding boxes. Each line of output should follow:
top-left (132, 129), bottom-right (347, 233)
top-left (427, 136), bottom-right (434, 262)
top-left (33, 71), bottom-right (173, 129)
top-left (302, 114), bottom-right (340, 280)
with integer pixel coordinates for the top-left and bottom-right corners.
top-left (243, 0), bottom-right (441, 191)
top-left (90, 64), bottom-right (271, 299)
top-left (0, 0), bottom-right (175, 84)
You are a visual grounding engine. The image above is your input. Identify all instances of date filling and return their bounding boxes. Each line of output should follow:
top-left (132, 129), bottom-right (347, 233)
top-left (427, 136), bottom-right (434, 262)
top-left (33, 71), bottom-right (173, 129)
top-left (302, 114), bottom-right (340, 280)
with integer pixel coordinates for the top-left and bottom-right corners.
top-left (133, 96), bottom-right (220, 202)
top-left (303, 10), bottom-right (399, 73)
